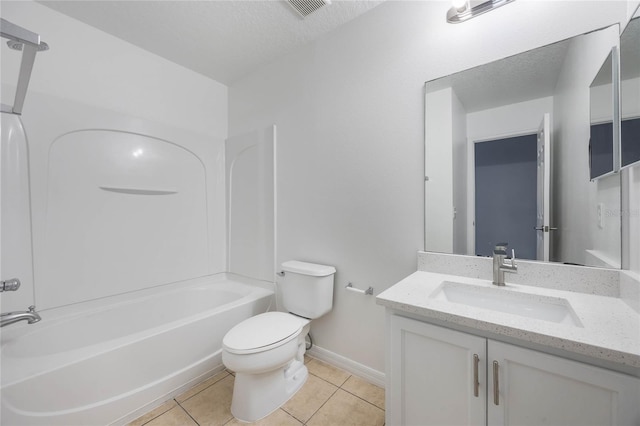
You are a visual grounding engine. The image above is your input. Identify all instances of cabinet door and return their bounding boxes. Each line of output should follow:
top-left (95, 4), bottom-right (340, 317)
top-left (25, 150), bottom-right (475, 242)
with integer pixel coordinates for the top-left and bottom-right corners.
top-left (388, 315), bottom-right (486, 426)
top-left (488, 340), bottom-right (640, 426)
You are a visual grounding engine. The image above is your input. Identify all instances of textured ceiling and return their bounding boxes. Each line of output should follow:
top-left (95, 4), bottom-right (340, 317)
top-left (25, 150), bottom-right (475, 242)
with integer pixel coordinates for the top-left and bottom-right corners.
top-left (427, 37), bottom-right (571, 113)
top-left (428, 12), bottom-right (640, 112)
top-left (39, 0), bottom-right (384, 85)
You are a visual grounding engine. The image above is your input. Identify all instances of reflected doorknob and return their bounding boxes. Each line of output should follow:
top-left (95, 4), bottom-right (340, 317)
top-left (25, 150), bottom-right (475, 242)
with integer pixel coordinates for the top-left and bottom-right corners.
top-left (534, 226), bottom-right (558, 232)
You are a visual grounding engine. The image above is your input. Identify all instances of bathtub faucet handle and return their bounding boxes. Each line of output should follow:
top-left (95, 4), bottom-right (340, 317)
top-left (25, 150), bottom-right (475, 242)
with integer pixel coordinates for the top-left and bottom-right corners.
top-left (1, 278), bottom-right (21, 292)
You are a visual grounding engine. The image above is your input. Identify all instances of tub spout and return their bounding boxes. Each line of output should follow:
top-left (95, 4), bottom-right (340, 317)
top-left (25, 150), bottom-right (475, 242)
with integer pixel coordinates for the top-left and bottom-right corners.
top-left (0, 305), bottom-right (41, 327)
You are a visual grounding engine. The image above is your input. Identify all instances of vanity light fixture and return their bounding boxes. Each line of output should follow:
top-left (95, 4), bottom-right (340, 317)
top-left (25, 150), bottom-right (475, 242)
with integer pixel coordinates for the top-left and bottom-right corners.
top-left (451, 0), bottom-right (470, 13)
top-left (447, 0), bottom-right (515, 24)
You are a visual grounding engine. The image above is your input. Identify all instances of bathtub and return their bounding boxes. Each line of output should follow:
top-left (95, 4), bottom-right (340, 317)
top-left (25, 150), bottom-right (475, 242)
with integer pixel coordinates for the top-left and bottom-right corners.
top-left (0, 273), bottom-right (274, 426)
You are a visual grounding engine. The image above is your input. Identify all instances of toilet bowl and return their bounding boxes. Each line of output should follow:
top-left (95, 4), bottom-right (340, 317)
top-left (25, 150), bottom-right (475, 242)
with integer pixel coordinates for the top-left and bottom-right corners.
top-left (223, 312), bottom-right (310, 422)
top-left (221, 260), bottom-right (335, 422)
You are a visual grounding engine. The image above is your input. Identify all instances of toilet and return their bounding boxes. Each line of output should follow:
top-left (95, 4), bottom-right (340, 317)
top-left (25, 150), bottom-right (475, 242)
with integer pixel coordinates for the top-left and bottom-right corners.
top-left (222, 260), bottom-right (336, 422)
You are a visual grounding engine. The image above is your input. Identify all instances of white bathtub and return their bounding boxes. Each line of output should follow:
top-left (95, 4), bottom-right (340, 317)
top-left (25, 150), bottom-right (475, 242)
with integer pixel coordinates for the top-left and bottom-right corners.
top-left (0, 273), bottom-right (273, 426)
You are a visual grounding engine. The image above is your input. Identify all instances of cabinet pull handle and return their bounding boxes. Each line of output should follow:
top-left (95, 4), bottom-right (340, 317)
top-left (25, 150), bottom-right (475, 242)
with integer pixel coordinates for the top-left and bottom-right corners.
top-left (473, 354), bottom-right (479, 397)
top-left (493, 360), bottom-right (499, 405)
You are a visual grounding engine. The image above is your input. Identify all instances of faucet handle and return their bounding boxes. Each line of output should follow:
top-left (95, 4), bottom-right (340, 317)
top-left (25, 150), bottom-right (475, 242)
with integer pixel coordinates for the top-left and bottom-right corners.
top-left (507, 249), bottom-right (518, 269)
top-left (0, 278), bottom-right (21, 292)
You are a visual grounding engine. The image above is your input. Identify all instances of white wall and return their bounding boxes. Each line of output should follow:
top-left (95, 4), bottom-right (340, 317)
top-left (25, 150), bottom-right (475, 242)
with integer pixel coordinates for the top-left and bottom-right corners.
top-left (229, 1), bottom-right (632, 373)
top-left (1, 1), bottom-right (227, 138)
top-left (628, 1), bottom-right (640, 23)
top-left (625, 166), bottom-right (640, 274)
top-left (425, 87), bottom-right (454, 253)
top-left (553, 25), bottom-right (621, 267)
top-left (622, 0), bottom-right (640, 276)
top-left (621, 77), bottom-right (640, 120)
top-left (452, 91), bottom-right (468, 255)
top-left (1, 1), bottom-right (228, 309)
top-left (621, 76), bottom-right (640, 274)
top-left (424, 86), bottom-right (467, 255)
top-left (590, 82), bottom-right (615, 123)
top-left (467, 97), bottom-right (554, 142)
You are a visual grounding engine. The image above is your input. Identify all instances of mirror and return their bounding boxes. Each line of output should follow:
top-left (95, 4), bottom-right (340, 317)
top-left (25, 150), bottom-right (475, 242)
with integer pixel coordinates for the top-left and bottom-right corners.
top-left (620, 16), bottom-right (640, 169)
top-left (425, 25), bottom-right (622, 268)
top-left (589, 50), bottom-right (618, 180)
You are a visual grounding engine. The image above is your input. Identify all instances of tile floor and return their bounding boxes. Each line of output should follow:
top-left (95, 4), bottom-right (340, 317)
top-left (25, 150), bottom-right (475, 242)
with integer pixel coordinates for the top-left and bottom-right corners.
top-left (128, 356), bottom-right (385, 426)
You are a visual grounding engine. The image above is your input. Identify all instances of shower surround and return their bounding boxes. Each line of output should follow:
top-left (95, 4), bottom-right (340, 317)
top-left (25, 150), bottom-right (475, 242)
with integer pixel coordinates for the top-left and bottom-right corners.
top-left (1, 88), bottom-right (276, 424)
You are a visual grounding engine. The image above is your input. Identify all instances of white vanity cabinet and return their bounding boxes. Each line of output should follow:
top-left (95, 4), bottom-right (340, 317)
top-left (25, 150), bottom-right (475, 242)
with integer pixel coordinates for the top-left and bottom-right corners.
top-left (387, 314), bottom-right (640, 426)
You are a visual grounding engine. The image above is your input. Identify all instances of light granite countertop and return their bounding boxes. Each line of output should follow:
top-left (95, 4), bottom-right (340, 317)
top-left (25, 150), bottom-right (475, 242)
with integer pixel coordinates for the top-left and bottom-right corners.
top-left (377, 270), bottom-right (640, 375)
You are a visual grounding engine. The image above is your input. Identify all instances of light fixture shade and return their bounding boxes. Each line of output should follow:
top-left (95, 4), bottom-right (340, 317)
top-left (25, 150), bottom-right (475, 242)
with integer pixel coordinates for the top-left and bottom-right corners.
top-left (451, 0), bottom-right (469, 13)
top-left (447, 0), bottom-right (515, 24)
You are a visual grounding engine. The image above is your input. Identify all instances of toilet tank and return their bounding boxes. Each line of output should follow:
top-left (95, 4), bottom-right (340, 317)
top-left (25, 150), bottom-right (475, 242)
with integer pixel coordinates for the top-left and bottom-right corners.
top-left (280, 260), bottom-right (336, 319)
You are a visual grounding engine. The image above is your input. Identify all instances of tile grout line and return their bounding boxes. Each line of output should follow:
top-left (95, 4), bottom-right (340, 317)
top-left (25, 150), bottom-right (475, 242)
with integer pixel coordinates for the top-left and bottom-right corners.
top-left (337, 379), bottom-right (385, 412)
top-left (132, 359), bottom-right (384, 425)
top-left (279, 371), bottom-right (345, 425)
top-left (301, 386), bottom-right (341, 425)
top-left (174, 398), bottom-right (203, 426)
top-left (134, 400), bottom-right (177, 426)
top-left (301, 373), bottom-right (351, 425)
top-left (339, 388), bottom-right (385, 412)
top-left (305, 368), bottom-right (385, 416)
top-left (176, 371), bottom-right (231, 405)
top-left (305, 365), bottom-right (386, 414)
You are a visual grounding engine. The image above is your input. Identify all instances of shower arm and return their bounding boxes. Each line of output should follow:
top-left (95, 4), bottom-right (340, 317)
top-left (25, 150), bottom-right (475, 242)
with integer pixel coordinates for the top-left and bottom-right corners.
top-left (0, 18), bottom-right (46, 115)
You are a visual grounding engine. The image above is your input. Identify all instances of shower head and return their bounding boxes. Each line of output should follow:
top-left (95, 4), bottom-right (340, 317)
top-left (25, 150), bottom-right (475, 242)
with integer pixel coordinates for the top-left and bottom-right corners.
top-left (6, 39), bottom-right (49, 51)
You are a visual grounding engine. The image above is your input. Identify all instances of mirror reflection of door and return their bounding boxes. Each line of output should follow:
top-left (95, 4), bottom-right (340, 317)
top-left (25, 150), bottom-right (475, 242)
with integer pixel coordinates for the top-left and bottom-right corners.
top-left (474, 130), bottom-right (542, 260)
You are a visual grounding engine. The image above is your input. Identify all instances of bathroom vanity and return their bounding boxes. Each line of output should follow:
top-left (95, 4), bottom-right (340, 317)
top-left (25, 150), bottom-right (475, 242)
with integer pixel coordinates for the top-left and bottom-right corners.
top-left (405, 15), bottom-right (640, 425)
top-left (377, 253), bottom-right (640, 426)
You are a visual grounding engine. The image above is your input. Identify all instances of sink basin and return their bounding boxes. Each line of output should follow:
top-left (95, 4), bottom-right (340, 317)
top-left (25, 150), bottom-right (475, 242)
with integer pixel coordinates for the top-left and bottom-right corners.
top-left (429, 281), bottom-right (583, 327)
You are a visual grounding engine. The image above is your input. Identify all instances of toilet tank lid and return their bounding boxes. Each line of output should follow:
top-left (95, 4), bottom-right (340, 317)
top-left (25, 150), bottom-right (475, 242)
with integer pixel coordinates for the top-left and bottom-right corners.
top-left (281, 260), bottom-right (336, 277)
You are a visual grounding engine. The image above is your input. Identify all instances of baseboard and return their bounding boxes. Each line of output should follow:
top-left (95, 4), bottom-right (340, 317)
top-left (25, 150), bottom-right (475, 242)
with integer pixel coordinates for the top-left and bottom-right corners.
top-left (306, 345), bottom-right (385, 389)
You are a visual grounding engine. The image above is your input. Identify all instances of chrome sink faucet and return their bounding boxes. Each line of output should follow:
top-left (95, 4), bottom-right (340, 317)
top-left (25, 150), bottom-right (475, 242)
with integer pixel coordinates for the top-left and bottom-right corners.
top-left (1, 305), bottom-right (41, 327)
top-left (493, 243), bottom-right (517, 286)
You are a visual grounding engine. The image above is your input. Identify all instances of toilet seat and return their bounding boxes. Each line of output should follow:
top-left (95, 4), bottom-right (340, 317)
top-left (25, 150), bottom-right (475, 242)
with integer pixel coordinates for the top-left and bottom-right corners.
top-left (223, 312), bottom-right (309, 355)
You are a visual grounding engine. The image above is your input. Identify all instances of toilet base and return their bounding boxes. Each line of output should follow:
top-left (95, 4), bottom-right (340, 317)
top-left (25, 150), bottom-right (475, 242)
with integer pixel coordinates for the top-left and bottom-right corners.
top-left (231, 359), bottom-right (308, 422)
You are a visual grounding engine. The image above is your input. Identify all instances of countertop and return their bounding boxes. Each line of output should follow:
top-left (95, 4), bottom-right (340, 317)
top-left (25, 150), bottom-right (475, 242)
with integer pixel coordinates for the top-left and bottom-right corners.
top-left (376, 271), bottom-right (640, 374)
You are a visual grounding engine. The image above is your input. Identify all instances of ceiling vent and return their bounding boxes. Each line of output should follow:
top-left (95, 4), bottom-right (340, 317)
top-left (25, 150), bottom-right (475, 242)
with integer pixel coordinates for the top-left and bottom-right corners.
top-left (286, 0), bottom-right (331, 18)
